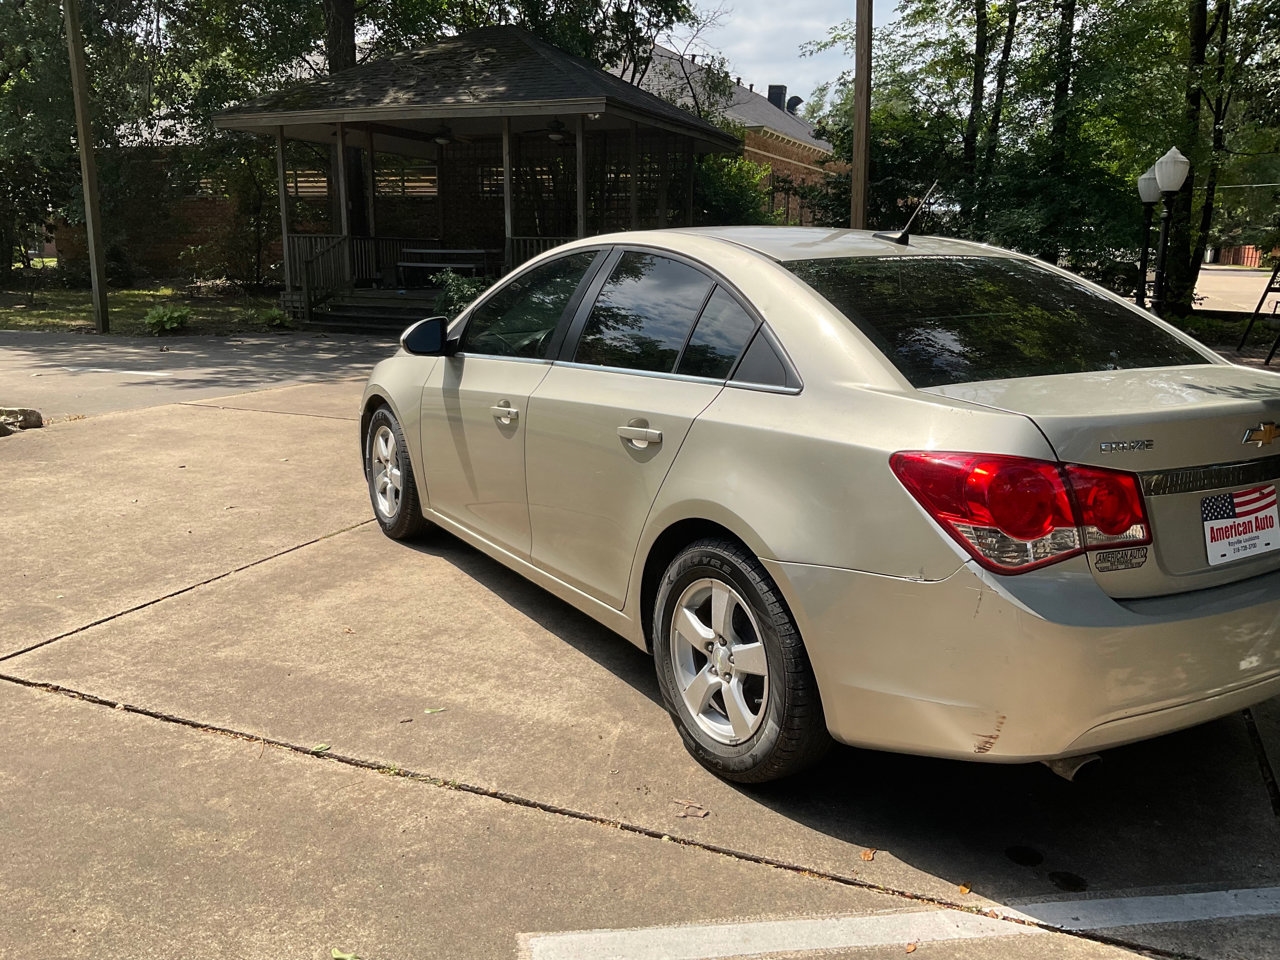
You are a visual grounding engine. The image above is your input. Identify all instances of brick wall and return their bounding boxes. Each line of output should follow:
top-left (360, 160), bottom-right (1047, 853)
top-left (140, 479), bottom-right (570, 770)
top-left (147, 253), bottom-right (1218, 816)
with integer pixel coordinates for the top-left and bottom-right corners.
top-left (744, 130), bottom-right (840, 226)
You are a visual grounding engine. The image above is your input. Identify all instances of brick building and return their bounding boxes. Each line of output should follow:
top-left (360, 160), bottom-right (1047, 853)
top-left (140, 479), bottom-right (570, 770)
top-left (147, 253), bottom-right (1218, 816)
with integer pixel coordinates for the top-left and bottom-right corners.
top-left (632, 48), bottom-right (836, 225)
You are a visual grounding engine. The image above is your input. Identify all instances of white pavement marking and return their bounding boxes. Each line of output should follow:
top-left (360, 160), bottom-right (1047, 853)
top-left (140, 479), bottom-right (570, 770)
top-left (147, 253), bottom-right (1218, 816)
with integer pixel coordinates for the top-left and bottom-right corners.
top-left (1008, 885), bottom-right (1280, 930)
top-left (522, 886), bottom-right (1280, 960)
top-left (59, 366), bottom-right (170, 377)
top-left (522, 911), bottom-right (1038, 960)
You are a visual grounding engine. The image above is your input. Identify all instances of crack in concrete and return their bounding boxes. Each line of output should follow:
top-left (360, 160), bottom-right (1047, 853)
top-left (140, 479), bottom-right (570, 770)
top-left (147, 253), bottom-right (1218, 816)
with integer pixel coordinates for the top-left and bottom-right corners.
top-left (1243, 707), bottom-right (1280, 819)
top-left (0, 671), bottom-right (1210, 960)
top-left (0, 519), bottom-right (375, 664)
top-left (179, 401), bottom-right (359, 422)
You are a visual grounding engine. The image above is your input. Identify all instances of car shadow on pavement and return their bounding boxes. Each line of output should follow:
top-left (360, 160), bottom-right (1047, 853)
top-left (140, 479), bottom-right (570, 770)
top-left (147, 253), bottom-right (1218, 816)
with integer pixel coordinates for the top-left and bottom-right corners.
top-left (401, 528), bottom-right (1278, 913)
top-left (402, 530), bottom-right (663, 709)
top-left (742, 709), bottom-right (1279, 904)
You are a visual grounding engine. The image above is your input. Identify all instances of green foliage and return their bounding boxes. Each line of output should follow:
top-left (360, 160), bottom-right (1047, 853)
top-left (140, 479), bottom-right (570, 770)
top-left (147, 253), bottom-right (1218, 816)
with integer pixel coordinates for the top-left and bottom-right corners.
top-left (802, 0), bottom-right (1280, 298)
top-left (434, 270), bottom-right (490, 318)
top-left (142, 304), bottom-right (191, 335)
top-left (245, 305), bottom-right (291, 327)
top-left (695, 157), bottom-right (780, 226)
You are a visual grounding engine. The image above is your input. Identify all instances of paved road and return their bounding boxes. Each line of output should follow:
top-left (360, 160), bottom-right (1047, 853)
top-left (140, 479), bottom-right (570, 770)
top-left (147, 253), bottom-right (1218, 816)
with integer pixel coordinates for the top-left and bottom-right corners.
top-left (1, 334), bottom-right (1278, 959)
top-left (0, 329), bottom-right (397, 419)
top-left (1196, 265), bottom-right (1279, 314)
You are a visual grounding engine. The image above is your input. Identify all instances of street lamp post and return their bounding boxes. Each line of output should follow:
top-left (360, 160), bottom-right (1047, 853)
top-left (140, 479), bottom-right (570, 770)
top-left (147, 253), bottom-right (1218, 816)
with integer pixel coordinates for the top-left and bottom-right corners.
top-left (1135, 169), bottom-right (1159, 310)
top-left (1150, 147), bottom-right (1191, 318)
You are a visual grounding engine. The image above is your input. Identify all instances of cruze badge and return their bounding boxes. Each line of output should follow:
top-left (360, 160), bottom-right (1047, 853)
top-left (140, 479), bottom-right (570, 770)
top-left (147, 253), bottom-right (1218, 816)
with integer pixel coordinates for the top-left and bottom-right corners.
top-left (1099, 440), bottom-right (1154, 453)
top-left (1243, 422), bottom-right (1280, 447)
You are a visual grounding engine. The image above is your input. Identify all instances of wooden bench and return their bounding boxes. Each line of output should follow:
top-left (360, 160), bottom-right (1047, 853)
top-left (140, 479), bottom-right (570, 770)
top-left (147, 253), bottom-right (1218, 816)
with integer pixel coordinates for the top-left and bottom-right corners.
top-left (396, 248), bottom-right (495, 285)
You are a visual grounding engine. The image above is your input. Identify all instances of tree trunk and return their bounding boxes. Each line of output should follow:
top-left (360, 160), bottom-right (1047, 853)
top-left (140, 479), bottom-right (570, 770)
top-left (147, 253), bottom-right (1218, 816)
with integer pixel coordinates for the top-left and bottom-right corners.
top-left (323, 0), bottom-right (365, 241)
top-left (323, 0), bottom-right (356, 73)
top-left (1040, 0), bottom-right (1076, 264)
top-left (1191, 0), bottom-right (1231, 278)
top-left (0, 200), bottom-right (14, 288)
top-left (978, 0), bottom-right (1018, 234)
top-left (960, 0), bottom-right (989, 229)
top-left (1166, 0), bottom-right (1208, 314)
top-left (983, 0), bottom-right (1018, 174)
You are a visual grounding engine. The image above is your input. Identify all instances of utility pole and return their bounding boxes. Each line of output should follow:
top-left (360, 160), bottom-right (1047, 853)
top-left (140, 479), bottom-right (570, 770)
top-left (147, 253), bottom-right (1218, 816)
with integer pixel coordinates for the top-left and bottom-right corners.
top-left (63, 0), bottom-right (109, 333)
top-left (849, 0), bottom-right (873, 229)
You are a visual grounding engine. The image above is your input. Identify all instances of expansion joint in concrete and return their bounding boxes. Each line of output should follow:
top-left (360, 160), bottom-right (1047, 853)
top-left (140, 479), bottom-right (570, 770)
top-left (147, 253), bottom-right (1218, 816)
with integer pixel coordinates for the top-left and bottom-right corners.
top-left (1244, 707), bottom-right (1280, 820)
top-left (0, 671), bottom-right (1210, 960)
top-left (0, 519), bottom-right (375, 664)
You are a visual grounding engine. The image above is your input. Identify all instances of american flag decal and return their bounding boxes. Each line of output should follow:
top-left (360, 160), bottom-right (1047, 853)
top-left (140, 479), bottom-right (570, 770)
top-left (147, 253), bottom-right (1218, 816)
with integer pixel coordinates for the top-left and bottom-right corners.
top-left (1201, 484), bottom-right (1279, 523)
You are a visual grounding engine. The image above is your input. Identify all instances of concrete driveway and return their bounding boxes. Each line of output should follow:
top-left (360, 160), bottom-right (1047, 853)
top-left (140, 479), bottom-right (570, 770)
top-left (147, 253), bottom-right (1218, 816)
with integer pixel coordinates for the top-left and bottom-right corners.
top-left (2, 331), bottom-right (1278, 959)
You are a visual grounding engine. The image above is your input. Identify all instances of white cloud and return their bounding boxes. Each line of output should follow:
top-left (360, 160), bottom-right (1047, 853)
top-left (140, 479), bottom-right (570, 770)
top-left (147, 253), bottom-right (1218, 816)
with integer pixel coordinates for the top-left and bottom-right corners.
top-left (688, 0), bottom-right (895, 107)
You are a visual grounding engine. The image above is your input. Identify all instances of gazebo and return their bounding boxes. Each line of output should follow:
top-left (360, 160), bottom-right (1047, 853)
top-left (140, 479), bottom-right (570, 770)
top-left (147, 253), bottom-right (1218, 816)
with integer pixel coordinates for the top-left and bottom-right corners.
top-left (214, 26), bottom-right (740, 326)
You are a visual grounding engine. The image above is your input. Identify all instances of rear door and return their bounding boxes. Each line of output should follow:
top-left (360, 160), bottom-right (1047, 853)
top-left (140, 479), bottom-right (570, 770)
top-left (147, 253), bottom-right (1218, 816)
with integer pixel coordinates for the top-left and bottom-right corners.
top-left (418, 251), bottom-right (600, 558)
top-left (525, 250), bottom-right (761, 608)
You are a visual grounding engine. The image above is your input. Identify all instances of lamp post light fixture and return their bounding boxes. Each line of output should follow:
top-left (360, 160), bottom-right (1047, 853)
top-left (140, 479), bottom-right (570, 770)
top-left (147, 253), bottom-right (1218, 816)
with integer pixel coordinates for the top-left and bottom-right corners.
top-left (1135, 168), bottom-right (1160, 309)
top-left (1150, 147), bottom-right (1191, 318)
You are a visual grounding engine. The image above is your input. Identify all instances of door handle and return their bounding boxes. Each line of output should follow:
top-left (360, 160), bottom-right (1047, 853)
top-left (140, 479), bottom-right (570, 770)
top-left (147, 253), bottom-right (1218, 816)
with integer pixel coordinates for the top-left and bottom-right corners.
top-left (491, 403), bottom-right (519, 423)
top-left (617, 425), bottom-right (662, 445)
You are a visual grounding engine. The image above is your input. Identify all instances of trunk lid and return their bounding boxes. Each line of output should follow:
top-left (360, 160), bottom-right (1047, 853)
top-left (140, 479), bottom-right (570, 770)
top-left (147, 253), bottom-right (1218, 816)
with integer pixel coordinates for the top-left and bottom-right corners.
top-left (927, 364), bottom-right (1280, 597)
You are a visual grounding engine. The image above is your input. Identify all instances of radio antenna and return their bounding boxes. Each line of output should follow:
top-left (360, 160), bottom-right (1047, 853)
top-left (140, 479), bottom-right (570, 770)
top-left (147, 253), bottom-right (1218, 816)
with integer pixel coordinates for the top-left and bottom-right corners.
top-left (872, 180), bottom-right (940, 246)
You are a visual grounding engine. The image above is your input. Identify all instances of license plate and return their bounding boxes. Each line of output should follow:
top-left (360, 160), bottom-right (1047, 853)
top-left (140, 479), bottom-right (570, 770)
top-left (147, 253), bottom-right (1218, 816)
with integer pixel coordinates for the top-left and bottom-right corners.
top-left (1202, 484), bottom-right (1280, 566)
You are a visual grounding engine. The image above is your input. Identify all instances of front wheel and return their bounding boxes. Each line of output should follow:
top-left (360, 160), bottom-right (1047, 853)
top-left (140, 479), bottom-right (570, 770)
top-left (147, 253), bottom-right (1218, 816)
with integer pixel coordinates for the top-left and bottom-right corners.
top-left (365, 405), bottom-right (429, 540)
top-left (653, 538), bottom-right (831, 783)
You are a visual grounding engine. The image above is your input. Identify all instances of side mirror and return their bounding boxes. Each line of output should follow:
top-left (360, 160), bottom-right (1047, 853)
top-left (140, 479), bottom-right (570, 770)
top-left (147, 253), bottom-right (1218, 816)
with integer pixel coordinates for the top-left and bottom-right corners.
top-left (400, 316), bottom-right (447, 355)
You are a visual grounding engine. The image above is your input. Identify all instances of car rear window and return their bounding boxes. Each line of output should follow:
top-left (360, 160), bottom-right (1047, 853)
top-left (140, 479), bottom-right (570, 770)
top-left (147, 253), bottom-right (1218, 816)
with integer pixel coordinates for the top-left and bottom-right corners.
top-left (784, 255), bottom-right (1209, 388)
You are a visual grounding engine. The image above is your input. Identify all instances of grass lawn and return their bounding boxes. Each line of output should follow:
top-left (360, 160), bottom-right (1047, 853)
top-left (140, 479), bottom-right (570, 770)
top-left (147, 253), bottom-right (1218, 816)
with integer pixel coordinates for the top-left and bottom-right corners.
top-left (0, 281), bottom-right (284, 336)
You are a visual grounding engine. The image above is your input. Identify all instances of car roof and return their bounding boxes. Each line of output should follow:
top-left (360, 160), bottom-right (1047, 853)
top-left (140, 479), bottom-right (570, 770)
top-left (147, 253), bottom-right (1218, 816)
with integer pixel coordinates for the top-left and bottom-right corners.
top-left (638, 226), bottom-right (1014, 263)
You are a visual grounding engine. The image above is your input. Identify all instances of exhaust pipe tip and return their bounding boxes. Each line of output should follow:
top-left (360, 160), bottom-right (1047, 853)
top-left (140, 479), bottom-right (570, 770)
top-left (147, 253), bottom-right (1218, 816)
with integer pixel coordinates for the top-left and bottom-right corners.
top-left (1041, 753), bottom-right (1102, 782)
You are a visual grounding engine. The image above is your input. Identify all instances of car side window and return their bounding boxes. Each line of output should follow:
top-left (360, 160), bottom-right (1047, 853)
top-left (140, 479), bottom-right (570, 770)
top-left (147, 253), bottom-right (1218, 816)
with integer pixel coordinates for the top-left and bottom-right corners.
top-left (460, 252), bottom-right (597, 359)
top-left (574, 252), bottom-right (714, 373)
top-left (675, 287), bottom-right (759, 380)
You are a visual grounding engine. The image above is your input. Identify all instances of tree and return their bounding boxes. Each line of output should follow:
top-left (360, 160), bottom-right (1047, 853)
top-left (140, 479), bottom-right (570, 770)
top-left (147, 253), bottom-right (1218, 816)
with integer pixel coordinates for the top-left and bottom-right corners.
top-left (801, 0), bottom-right (1280, 304)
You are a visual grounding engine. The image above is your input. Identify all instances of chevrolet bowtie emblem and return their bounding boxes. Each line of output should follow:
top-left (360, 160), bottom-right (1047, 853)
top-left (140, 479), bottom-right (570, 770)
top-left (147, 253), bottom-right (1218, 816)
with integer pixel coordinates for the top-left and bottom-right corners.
top-left (1243, 422), bottom-right (1280, 446)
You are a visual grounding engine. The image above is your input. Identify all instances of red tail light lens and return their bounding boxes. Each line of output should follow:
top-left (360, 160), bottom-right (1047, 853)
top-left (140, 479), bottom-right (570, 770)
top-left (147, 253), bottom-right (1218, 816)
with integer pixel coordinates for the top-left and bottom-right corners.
top-left (890, 452), bottom-right (1150, 573)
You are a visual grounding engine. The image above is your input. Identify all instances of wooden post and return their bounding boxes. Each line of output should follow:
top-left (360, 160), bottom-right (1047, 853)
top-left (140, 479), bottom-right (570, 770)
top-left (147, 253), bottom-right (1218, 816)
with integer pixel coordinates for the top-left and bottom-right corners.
top-left (850, 0), bottom-right (873, 229)
top-left (363, 127), bottom-right (378, 238)
top-left (685, 137), bottom-right (695, 226)
top-left (63, 0), bottom-right (108, 332)
top-left (275, 126), bottom-right (293, 290)
top-left (629, 121), bottom-right (639, 230)
top-left (575, 115), bottom-right (587, 238)
top-left (334, 123), bottom-right (351, 284)
top-left (502, 117), bottom-right (514, 268)
top-left (334, 122), bottom-right (351, 238)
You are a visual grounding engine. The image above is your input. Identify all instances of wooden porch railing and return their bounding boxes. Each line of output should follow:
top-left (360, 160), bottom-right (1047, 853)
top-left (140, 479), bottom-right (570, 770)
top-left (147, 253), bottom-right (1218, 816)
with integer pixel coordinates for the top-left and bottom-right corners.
top-left (509, 236), bottom-right (574, 269)
top-left (288, 234), bottom-right (567, 322)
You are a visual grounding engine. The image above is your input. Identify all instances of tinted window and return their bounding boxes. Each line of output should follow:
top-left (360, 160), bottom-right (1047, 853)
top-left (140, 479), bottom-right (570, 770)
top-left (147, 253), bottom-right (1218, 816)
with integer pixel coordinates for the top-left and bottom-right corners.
top-left (733, 327), bottom-right (795, 388)
top-left (676, 287), bottom-right (759, 379)
top-left (461, 252), bottom-right (596, 358)
top-left (785, 255), bottom-right (1209, 388)
top-left (575, 252), bottom-right (713, 372)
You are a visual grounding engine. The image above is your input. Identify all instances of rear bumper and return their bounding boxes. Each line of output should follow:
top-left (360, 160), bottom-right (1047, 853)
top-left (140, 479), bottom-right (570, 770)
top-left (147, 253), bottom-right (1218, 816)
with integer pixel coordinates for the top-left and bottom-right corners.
top-left (765, 556), bottom-right (1280, 761)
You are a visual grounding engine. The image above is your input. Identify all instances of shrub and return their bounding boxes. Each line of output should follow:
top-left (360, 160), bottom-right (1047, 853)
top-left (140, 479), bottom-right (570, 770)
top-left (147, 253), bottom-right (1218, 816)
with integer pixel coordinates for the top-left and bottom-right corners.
top-left (246, 306), bottom-right (291, 328)
top-left (143, 304), bottom-right (191, 335)
top-left (434, 269), bottom-right (490, 319)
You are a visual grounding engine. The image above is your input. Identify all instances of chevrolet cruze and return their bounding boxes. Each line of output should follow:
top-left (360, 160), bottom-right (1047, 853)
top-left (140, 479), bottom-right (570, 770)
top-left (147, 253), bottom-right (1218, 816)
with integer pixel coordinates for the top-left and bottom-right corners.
top-left (360, 227), bottom-right (1280, 782)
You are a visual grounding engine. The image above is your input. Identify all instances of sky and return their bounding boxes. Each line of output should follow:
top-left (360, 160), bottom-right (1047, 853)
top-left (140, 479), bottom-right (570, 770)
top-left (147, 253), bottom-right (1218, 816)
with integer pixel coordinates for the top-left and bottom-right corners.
top-left (692, 0), bottom-right (897, 112)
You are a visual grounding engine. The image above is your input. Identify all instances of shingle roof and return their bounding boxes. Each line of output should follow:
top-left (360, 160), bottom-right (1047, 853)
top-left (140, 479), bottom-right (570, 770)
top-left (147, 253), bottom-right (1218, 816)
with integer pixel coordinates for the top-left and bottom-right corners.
top-left (637, 47), bottom-right (832, 153)
top-left (215, 27), bottom-right (737, 149)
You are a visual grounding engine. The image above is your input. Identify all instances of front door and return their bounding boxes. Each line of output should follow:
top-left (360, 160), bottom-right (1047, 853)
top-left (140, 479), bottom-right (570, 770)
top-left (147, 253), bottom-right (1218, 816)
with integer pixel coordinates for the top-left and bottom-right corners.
top-left (418, 251), bottom-right (600, 558)
top-left (526, 251), bottom-right (760, 607)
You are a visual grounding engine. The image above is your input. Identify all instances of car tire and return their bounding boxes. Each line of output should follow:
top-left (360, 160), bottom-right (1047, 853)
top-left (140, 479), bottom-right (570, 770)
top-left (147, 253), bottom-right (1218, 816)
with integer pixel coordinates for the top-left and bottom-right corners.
top-left (653, 538), bottom-right (831, 783)
top-left (365, 405), bottom-right (429, 540)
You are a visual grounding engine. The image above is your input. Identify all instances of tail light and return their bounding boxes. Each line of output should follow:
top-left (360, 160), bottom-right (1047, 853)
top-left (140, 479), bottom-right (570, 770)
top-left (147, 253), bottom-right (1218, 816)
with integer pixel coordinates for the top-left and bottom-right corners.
top-left (890, 452), bottom-right (1150, 574)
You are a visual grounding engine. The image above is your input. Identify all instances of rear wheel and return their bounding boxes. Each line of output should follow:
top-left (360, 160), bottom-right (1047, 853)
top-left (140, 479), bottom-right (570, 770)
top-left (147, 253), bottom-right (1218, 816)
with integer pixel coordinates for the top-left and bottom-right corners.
top-left (365, 405), bottom-right (429, 540)
top-left (653, 538), bottom-right (830, 782)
